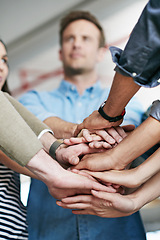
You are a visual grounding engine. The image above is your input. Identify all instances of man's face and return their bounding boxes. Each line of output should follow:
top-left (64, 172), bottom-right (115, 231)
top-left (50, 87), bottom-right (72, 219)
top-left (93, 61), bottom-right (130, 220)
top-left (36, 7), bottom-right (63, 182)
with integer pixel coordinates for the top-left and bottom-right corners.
top-left (59, 19), bottom-right (103, 75)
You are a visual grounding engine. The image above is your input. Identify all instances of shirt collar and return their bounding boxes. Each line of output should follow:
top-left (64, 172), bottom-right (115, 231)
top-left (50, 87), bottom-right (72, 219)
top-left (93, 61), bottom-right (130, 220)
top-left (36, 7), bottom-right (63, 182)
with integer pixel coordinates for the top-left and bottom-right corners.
top-left (58, 79), bottom-right (102, 97)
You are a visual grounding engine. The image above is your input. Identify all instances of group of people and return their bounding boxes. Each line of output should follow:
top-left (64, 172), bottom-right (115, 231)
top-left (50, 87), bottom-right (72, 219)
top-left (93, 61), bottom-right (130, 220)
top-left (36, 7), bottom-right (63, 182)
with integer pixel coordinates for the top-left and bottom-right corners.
top-left (0, 40), bottom-right (112, 239)
top-left (0, 0), bottom-right (160, 239)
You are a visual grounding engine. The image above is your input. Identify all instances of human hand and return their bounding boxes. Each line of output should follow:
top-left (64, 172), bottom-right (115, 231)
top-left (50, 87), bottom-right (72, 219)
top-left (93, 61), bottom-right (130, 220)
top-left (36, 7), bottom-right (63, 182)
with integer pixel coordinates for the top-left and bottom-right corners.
top-left (56, 190), bottom-right (137, 217)
top-left (74, 110), bottom-right (123, 136)
top-left (65, 125), bottom-right (134, 149)
top-left (55, 142), bottom-right (104, 167)
top-left (71, 149), bottom-right (126, 172)
top-left (82, 168), bottom-right (141, 189)
top-left (71, 168), bottom-right (124, 194)
top-left (45, 160), bottom-right (117, 199)
top-left (27, 149), bottom-right (116, 200)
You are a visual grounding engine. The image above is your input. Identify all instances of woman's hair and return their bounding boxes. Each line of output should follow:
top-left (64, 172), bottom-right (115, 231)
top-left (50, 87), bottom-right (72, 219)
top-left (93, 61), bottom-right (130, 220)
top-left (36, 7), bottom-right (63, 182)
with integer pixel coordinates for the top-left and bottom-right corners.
top-left (0, 39), bottom-right (11, 94)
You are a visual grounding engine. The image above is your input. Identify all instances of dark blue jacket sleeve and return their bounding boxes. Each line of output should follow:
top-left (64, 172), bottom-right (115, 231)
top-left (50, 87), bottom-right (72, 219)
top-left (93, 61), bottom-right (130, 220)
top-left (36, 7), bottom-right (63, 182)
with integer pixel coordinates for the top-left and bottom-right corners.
top-left (110, 0), bottom-right (160, 88)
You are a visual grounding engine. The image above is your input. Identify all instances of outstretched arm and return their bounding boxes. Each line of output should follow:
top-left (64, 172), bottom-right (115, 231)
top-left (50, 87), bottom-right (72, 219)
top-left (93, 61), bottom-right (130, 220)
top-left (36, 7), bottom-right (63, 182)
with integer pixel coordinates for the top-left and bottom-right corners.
top-left (0, 91), bottom-right (43, 166)
top-left (75, 0), bottom-right (160, 135)
top-left (73, 116), bottom-right (160, 171)
top-left (26, 148), bottom-right (115, 200)
top-left (80, 146), bottom-right (160, 189)
top-left (44, 116), bottom-right (77, 139)
top-left (75, 73), bottom-right (140, 134)
top-left (57, 170), bottom-right (160, 217)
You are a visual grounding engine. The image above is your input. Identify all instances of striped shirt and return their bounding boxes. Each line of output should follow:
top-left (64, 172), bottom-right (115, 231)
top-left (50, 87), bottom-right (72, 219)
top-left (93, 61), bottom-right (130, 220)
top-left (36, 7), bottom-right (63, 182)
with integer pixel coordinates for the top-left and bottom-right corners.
top-left (0, 163), bottom-right (28, 239)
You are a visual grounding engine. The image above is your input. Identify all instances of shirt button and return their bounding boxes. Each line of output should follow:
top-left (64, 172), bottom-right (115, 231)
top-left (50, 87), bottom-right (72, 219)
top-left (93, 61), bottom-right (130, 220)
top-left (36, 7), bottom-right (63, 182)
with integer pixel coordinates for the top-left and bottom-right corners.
top-left (71, 86), bottom-right (75, 91)
top-left (157, 79), bottom-right (160, 83)
top-left (77, 102), bottom-right (82, 107)
top-left (132, 72), bottom-right (137, 77)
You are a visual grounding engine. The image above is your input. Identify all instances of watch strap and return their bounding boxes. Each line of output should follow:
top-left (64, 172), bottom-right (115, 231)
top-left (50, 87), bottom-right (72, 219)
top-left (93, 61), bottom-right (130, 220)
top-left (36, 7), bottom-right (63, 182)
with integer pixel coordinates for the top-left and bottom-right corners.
top-left (98, 102), bottom-right (125, 122)
top-left (49, 139), bottom-right (63, 160)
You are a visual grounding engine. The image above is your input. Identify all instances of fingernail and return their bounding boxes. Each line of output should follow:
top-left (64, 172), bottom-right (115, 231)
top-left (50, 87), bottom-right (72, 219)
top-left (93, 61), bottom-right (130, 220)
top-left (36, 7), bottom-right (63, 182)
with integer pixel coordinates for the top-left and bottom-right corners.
top-left (71, 158), bottom-right (78, 165)
top-left (91, 190), bottom-right (98, 194)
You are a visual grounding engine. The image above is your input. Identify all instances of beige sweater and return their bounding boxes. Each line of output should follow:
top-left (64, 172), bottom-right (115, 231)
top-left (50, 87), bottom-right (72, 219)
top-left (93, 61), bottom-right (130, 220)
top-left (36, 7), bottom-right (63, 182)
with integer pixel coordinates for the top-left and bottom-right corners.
top-left (0, 91), bottom-right (50, 166)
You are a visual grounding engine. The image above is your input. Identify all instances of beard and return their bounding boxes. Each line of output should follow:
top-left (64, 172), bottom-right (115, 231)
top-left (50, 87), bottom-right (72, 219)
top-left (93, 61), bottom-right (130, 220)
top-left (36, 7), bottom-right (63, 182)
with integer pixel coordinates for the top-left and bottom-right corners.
top-left (64, 65), bottom-right (89, 76)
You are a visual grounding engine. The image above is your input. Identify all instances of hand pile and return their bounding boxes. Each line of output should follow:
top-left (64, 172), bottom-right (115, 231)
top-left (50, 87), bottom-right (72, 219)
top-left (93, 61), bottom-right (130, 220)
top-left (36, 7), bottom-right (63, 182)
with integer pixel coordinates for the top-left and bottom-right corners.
top-left (54, 125), bottom-right (138, 217)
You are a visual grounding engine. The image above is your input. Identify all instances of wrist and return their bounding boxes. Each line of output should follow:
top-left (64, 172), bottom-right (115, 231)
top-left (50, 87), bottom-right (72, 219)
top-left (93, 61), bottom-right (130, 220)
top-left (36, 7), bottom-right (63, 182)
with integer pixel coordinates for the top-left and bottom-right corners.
top-left (98, 101), bottom-right (125, 122)
top-left (130, 190), bottom-right (145, 212)
top-left (26, 149), bottom-right (56, 183)
top-left (61, 123), bottom-right (78, 138)
top-left (49, 139), bottom-right (64, 160)
top-left (111, 147), bottom-right (127, 170)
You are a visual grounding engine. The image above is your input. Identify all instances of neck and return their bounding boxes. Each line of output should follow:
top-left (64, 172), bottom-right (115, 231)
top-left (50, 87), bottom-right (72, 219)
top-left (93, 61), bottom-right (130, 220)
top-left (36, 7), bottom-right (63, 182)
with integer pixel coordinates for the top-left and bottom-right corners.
top-left (64, 70), bottom-right (97, 95)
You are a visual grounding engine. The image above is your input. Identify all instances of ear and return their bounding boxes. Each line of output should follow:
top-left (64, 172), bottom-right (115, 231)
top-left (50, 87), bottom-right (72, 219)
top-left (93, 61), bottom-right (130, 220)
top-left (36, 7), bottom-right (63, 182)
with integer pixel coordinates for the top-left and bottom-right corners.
top-left (59, 49), bottom-right (62, 61)
top-left (97, 47), bottom-right (107, 63)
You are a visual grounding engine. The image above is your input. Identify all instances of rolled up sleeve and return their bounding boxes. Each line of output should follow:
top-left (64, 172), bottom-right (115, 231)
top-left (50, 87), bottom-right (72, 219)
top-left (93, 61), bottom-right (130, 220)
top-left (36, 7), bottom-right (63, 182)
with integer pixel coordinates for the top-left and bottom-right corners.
top-left (110, 0), bottom-right (160, 88)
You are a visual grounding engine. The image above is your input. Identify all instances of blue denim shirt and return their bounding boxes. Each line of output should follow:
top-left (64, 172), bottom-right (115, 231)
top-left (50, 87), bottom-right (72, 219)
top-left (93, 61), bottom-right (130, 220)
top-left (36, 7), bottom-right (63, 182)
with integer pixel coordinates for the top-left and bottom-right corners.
top-left (110, 0), bottom-right (160, 88)
top-left (20, 80), bottom-right (146, 240)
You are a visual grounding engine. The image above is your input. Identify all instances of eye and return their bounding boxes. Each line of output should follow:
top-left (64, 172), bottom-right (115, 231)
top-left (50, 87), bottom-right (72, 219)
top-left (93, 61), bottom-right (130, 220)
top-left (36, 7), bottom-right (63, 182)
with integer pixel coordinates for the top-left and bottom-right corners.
top-left (64, 36), bottom-right (74, 42)
top-left (1, 58), bottom-right (8, 66)
top-left (83, 36), bottom-right (91, 41)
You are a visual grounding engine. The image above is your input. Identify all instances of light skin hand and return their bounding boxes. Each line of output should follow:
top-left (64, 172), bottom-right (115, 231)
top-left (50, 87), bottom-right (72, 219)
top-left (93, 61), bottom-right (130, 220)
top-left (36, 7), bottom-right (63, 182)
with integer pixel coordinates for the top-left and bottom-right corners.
top-left (71, 147), bottom-right (125, 171)
top-left (56, 192), bottom-right (136, 217)
top-left (44, 116), bottom-right (77, 139)
top-left (71, 169), bottom-right (124, 194)
top-left (64, 129), bottom-right (104, 146)
top-left (26, 149), bottom-right (116, 200)
top-left (74, 117), bottom-right (160, 172)
top-left (65, 125), bottom-right (134, 149)
top-left (85, 147), bottom-right (160, 189)
top-left (83, 169), bottom-right (139, 189)
top-left (55, 142), bottom-right (104, 167)
top-left (57, 170), bottom-right (160, 217)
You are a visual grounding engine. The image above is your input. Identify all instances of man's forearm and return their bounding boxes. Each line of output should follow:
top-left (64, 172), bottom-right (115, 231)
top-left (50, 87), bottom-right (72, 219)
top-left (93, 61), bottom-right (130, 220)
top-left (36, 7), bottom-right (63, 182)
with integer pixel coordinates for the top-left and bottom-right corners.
top-left (103, 72), bottom-right (140, 117)
top-left (44, 116), bottom-right (77, 139)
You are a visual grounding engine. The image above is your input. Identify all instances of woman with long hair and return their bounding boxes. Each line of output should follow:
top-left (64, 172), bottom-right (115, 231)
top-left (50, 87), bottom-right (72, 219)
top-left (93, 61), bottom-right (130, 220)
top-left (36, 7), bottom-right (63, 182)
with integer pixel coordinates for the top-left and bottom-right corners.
top-left (0, 39), bottom-right (28, 239)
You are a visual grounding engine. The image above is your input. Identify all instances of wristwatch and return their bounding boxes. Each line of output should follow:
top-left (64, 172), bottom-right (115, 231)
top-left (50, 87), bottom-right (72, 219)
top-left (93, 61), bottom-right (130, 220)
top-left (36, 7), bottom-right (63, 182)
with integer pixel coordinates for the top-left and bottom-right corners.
top-left (98, 101), bottom-right (126, 122)
top-left (49, 139), bottom-right (64, 160)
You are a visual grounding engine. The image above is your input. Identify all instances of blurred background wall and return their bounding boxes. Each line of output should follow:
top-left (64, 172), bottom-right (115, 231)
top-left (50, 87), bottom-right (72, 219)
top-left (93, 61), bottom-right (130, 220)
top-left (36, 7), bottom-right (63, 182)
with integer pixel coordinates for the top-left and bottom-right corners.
top-left (1, 0), bottom-right (159, 111)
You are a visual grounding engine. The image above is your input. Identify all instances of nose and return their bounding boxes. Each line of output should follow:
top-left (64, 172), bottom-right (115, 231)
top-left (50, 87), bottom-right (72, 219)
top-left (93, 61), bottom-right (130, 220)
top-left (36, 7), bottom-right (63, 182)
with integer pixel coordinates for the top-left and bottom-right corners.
top-left (0, 60), bottom-right (4, 71)
top-left (73, 37), bottom-right (81, 48)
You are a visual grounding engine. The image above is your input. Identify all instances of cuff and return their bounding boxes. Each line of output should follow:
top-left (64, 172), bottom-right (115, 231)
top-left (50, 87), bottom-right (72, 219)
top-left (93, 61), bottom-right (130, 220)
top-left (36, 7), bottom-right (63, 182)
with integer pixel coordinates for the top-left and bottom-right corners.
top-left (149, 100), bottom-right (160, 121)
top-left (109, 46), bottom-right (143, 86)
top-left (109, 46), bottom-right (134, 77)
top-left (38, 129), bottom-right (54, 139)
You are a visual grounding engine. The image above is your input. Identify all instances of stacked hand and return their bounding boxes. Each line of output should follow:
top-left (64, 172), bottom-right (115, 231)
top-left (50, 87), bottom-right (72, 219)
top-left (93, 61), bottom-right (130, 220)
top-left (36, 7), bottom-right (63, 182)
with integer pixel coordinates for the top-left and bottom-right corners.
top-left (74, 110), bottom-right (124, 136)
top-left (27, 149), bottom-right (117, 200)
top-left (54, 124), bottom-right (143, 216)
